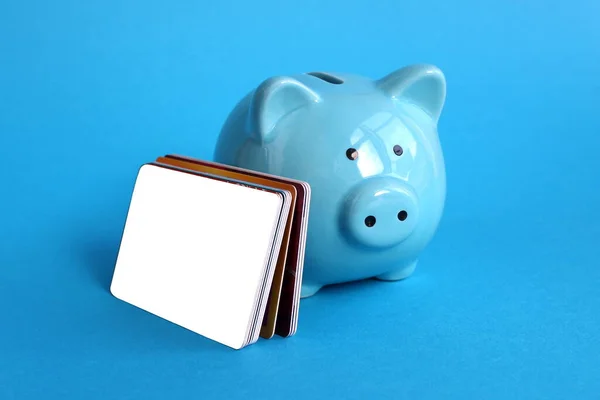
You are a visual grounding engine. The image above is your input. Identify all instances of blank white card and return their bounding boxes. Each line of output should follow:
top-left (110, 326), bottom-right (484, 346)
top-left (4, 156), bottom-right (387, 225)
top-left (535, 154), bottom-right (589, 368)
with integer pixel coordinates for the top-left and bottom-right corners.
top-left (110, 164), bottom-right (284, 349)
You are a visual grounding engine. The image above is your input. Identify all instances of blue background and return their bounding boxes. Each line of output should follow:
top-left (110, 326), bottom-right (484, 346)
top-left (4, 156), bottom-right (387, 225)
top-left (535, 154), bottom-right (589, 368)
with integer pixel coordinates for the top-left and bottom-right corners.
top-left (1, 0), bottom-right (599, 398)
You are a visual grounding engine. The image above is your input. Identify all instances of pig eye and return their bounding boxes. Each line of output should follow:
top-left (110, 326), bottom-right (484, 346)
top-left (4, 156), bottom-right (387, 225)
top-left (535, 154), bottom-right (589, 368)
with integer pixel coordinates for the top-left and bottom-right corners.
top-left (393, 145), bottom-right (404, 156)
top-left (346, 148), bottom-right (358, 160)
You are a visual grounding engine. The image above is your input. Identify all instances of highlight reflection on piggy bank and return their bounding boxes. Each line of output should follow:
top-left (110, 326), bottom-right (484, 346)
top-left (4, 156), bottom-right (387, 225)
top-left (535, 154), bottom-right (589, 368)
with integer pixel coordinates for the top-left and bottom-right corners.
top-left (214, 64), bottom-right (447, 297)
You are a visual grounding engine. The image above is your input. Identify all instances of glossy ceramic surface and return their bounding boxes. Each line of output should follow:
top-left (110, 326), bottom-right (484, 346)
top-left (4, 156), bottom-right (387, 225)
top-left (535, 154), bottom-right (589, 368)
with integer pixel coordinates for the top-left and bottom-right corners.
top-left (214, 64), bottom-right (447, 297)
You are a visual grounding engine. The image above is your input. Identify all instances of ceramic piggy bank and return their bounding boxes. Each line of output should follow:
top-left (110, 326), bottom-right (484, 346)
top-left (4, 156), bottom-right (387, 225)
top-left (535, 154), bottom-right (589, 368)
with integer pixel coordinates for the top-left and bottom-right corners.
top-left (213, 64), bottom-right (447, 297)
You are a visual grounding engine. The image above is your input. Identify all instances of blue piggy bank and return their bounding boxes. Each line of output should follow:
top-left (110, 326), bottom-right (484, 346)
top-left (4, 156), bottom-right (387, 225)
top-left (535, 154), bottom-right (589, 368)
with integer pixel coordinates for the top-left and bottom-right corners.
top-left (214, 64), bottom-right (447, 298)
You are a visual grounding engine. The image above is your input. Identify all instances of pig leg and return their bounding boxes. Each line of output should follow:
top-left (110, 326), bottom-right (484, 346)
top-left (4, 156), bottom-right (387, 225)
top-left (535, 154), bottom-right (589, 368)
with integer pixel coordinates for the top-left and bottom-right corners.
top-left (375, 260), bottom-right (417, 281)
top-left (300, 281), bottom-right (323, 298)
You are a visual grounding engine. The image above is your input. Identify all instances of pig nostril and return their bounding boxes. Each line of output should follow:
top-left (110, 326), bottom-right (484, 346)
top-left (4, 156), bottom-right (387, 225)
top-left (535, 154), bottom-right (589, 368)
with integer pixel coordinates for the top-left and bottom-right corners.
top-left (364, 215), bottom-right (376, 227)
top-left (398, 210), bottom-right (408, 221)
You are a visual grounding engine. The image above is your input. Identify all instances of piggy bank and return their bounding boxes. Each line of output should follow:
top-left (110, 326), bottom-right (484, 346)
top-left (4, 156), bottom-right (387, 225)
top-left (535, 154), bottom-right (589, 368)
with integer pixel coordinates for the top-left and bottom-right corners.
top-left (213, 64), bottom-right (446, 298)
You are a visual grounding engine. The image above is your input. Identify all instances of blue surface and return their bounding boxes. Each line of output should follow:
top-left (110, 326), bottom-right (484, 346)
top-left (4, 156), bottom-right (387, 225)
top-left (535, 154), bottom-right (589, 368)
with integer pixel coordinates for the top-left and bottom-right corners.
top-left (1, 0), bottom-right (599, 398)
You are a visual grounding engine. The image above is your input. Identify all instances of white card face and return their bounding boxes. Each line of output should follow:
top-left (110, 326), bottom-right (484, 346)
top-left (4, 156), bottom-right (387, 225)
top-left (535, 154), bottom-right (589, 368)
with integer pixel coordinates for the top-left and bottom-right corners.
top-left (110, 164), bottom-right (284, 350)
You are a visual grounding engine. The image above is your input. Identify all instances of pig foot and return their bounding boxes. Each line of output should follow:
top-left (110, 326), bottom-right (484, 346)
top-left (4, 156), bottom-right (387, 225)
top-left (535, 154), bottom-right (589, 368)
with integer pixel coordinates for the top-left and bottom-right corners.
top-left (375, 260), bottom-right (418, 281)
top-left (300, 282), bottom-right (323, 298)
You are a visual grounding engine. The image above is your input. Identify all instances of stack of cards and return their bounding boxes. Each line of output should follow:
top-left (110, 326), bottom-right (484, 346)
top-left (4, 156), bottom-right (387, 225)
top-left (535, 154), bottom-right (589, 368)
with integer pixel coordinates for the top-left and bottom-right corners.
top-left (110, 155), bottom-right (311, 350)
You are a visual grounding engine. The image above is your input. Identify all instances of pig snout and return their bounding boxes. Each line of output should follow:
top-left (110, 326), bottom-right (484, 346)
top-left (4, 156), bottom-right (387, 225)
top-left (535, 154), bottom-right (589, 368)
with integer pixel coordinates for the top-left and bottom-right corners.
top-left (340, 177), bottom-right (419, 249)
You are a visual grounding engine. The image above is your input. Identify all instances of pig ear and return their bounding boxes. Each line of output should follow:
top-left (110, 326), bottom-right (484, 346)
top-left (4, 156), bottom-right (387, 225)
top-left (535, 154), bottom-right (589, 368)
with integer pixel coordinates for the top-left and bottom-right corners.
top-left (248, 76), bottom-right (321, 144)
top-left (376, 64), bottom-right (446, 122)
